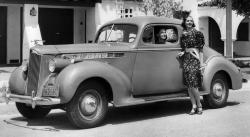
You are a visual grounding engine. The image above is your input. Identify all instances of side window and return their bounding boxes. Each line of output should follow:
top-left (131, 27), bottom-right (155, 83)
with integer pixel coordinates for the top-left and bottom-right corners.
top-left (154, 25), bottom-right (178, 45)
top-left (142, 26), bottom-right (153, 43)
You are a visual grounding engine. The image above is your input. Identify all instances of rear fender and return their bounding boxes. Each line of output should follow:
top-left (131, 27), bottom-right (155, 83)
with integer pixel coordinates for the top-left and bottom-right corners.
top-left (56, 61), bottom-right (131, 104)
top-left (202, 56), bottom-right (242, 91)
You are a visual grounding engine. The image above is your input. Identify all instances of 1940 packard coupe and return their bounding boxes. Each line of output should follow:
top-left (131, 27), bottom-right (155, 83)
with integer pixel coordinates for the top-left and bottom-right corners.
top-left (4, 16), bottom-right (242, 128)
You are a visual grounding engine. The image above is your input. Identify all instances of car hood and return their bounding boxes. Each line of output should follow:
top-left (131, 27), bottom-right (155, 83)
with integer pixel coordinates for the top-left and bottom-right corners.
top-left (31, 43), bottom-right (132, 55)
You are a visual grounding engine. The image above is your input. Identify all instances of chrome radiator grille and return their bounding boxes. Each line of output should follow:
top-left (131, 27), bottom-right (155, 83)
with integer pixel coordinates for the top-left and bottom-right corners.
top-left (26, 52), bottom-right (51, 96)
top-left (26, 53), bottom-right (41, 96)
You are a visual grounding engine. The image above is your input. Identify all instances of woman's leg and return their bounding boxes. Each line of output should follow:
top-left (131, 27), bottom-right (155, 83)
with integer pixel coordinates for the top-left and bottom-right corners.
top-left (191, 87), bottom-right (202, 114)
top-left (192, 88), bottom-right (202, 107)
top-left (188, 88), bottom-right (197, 114)
top-left (188, 88), bottom-right (196, 107)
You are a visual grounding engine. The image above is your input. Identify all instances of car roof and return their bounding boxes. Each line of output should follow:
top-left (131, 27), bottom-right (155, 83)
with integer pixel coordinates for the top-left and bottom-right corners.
top-left (103, 16), bottom-right (182, 27)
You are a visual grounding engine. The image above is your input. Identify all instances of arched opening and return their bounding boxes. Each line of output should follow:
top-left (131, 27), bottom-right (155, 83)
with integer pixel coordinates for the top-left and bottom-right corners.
top-left (208, 17), bottom-right (224, 54)
top-left (199, 16), bottom-right (224, 54)
top-left (234, 17), bottom-right (250, 57)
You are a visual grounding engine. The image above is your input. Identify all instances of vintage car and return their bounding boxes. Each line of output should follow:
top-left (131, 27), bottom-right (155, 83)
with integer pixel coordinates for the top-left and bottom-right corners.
top-left (4, 16), bottom-right (242, 128)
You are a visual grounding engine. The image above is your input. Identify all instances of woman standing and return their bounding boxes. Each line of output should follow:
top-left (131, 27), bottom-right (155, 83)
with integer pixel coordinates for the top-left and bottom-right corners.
top-left (180, 16), bottom-right (205, 115)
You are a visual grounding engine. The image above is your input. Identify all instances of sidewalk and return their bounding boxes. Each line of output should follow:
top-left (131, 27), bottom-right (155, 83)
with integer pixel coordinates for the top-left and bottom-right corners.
top-left (0, 67), bottom-right (17, 103)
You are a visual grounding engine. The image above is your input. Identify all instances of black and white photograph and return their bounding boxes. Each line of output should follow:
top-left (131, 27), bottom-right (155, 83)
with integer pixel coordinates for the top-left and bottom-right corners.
top-left (0, 0), bottom-right (250, 136)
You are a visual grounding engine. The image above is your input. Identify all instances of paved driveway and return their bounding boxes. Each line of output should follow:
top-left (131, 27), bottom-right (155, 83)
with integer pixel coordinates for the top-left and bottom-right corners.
top-left (0, 83), bottom-right (250, 137)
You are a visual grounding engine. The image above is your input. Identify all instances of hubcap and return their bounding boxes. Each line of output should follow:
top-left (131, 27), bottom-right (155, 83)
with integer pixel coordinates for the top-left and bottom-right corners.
top-left (213, 82), bottom-right (224, 99)
top-left (80, 94), bottom-right (98, 115)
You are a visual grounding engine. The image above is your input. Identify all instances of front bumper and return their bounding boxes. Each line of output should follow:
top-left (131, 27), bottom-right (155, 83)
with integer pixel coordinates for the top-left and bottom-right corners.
top-left (3, 90), bottom-right (61, 108)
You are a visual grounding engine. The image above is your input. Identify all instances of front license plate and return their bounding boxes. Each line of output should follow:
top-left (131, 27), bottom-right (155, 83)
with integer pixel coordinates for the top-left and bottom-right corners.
top-left (43, 86), bottom-right (59, 97)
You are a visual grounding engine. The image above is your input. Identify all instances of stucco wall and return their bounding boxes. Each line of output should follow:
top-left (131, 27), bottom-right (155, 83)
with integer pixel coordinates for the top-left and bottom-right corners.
top-left (234, 17), bottom-right (250, 56)
top-left (86, 7), bottom-right (96, 43)
top-left (74, 8), bottom-right (86, 43)
top-left (7, 5), bottom-right (21, 63)
top-left (234, 41), bottom-right (250, 56)
top-left (22, 4), bottom-right (42, 60)
top-left (95, 0), bottom-right (144, 29)
top-left (5, 4), bottom-right (99, 62)
top-left (198, 7), bottom-right (244, 41)
top-left (199, 17), bottom-right (209, 46)
top-left (198, 6), bottom-right (250, 57)
top-left (90, 0), bottom-right (145, 43)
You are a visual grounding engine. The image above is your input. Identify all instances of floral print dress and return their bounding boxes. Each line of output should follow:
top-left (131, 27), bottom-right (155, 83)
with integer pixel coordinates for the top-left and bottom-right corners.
top-left (181, 28), bottom-right (205, 88)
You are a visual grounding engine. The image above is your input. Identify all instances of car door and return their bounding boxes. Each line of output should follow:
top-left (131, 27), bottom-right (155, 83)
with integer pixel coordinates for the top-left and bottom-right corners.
top-left (132, 24), bottom-right (185, 96)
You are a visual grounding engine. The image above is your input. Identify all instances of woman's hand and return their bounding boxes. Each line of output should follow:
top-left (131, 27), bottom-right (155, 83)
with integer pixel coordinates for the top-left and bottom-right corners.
top-left (200, 63), bottom-right (206, 74)
top-left (178, 51), bottom-right (184, 56)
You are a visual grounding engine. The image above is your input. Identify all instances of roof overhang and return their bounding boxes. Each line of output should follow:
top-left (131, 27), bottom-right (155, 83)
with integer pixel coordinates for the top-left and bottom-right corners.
top-left (0, 0), bottom-right (101, 7)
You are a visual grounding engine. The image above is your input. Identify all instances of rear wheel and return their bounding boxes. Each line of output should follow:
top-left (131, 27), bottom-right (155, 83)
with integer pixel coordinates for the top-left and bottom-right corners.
top-left (203, 74), bottom-right (229, 108)
top-left (66, 81), bottom-right (108, 129)
top-left (16, 102), bottom-right (51, 119)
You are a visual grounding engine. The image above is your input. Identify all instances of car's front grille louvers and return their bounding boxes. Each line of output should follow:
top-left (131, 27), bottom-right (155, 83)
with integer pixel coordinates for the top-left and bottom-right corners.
top-left (26, 52), bottom-right (41, 96)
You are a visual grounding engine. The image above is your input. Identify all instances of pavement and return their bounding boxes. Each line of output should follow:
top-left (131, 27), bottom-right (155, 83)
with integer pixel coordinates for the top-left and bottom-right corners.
top-left (1, 86), bottom-right (250, 137)
top-left (0, 67), bottom-right (17, 103)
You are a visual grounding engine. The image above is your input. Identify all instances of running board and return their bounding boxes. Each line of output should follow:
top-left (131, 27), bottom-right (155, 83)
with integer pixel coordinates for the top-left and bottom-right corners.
top-left (134, 91), bottom-right (209, 102)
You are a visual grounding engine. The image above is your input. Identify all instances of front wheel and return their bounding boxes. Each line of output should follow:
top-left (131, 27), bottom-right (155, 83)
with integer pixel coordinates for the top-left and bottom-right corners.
top-left (16, 102), bottom-right (51, 119)
top-left (203, 74), bottom-right (229, 108)
top-left (66, 81), bottom-right (108, 129)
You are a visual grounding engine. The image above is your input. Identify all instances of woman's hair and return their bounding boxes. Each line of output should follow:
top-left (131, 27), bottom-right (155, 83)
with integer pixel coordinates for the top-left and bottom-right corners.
top-left (181, 16), bottom-right (196, 30)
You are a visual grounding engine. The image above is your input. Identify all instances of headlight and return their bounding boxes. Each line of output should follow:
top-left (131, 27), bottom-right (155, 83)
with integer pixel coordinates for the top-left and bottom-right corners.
top-left (49, 60), bottom-right (56, 73)
top-left (48, 58), bottom-right (72, 73)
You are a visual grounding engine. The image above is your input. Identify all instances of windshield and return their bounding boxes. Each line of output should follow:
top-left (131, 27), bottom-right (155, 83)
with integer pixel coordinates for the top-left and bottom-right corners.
top-left (96, 24), bottom-right (138, 43)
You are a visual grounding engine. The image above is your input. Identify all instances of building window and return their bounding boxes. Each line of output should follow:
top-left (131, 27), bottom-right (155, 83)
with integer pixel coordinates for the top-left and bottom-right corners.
top-left (120, 8), bottom-right (133, 18)
top-left (237, 22), bottom-right (249, 41)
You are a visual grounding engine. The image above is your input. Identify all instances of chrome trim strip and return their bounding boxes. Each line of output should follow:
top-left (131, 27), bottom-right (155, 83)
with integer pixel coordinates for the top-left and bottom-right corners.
top-left (58, 47), bottom-right (182, 54)
top-left (134, 47), bottom-right (181, 52)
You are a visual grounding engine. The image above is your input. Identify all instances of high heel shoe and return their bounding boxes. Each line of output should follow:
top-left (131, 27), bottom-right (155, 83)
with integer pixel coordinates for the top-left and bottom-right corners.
top-left (189, 107), bottom-right (197, 115)
top-left (197, 107), bottom-right (203, 115)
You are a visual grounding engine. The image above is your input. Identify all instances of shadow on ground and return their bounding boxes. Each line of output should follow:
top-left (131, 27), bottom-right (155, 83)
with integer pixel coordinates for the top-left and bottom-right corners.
top-left (7, 100), bottom-right (240, 131)
top-left (226, 101), bottom-right (241, 106)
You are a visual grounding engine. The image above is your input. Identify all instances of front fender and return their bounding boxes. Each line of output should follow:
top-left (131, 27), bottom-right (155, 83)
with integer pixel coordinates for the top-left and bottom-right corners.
top-left (203, 56), bottom-right (242, 91)
top-left (9, 66), bottom-right (27, 95)
top-left (56, 61), bottom-right (131, 104)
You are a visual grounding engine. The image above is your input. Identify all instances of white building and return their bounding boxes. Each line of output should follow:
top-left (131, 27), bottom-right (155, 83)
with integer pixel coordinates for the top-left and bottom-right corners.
top-left (0, 0), bottom-right (247, 65)
top-left (198, 0), bottom-right (249, 58)
top-left (0, 0), bottom-right (145, 65)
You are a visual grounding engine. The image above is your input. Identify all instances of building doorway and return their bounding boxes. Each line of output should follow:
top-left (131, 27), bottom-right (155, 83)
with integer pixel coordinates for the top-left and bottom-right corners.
top-left (0, 6), bottom-right (7, 65)
top-left (209, 17), bottom-right (224, 54)
top-left (39, 8), bottom-right (74, 45)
